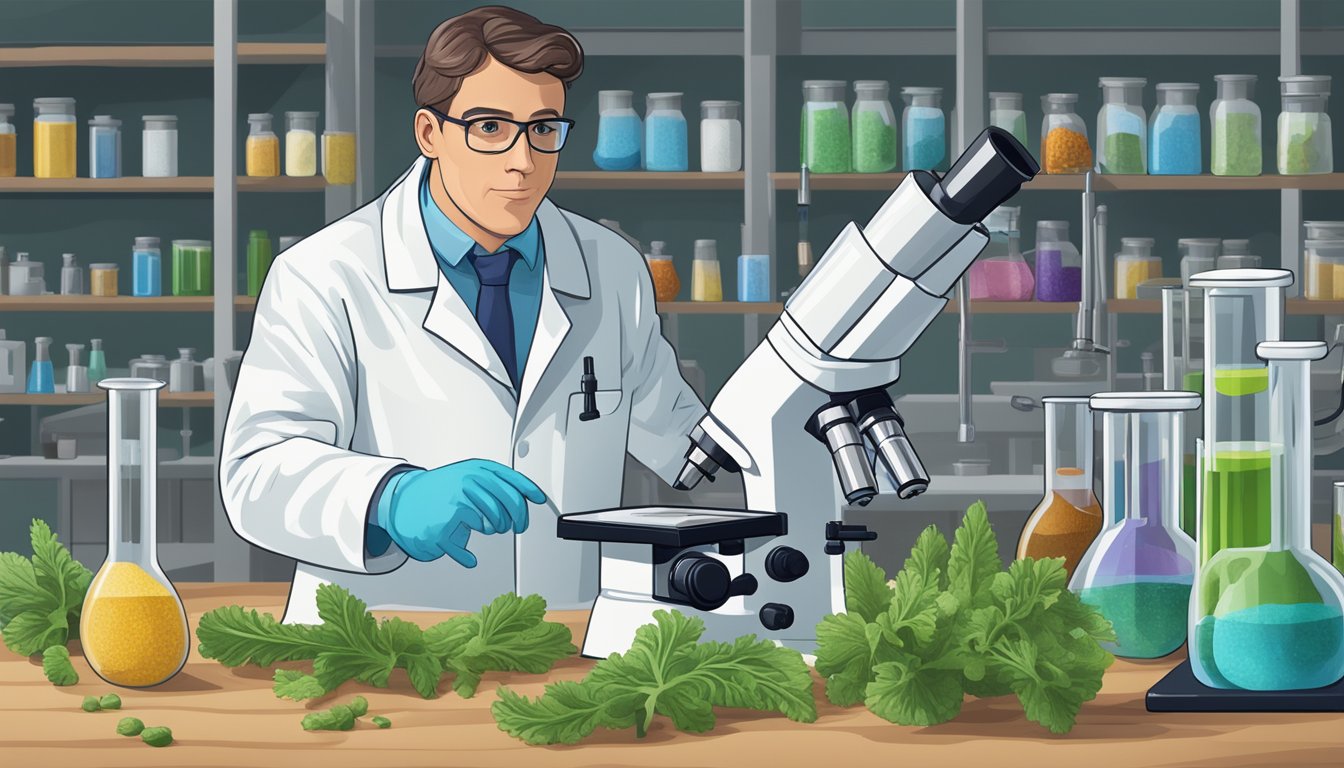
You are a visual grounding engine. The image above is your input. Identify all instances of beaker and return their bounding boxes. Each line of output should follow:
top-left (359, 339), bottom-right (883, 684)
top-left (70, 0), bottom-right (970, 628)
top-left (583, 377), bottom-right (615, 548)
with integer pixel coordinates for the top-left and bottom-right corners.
top-left (1191, 342), bottom-right (1344, 690)
top-left (1162, 287), bottom-right (1206, 537)
top-left (1017, 396), bottom-right (1103, 579)
top-left (968, 205), bottom-right (1033, 301)
top-left (1072, 392), bottom-right (1199, 658)
top-left (80, 378), bottom-right (190, 688)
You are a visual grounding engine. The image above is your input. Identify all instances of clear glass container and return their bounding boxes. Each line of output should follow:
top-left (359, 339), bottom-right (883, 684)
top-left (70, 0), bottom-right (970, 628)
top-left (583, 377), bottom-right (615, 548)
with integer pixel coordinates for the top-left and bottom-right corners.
top-left (65, 343), bottom-right (88, 394)
top-left (130, 354), bottom-right (170, 384)
top-left (0, 329), bottom-right (27, 394)
top-left (169, 348), bottom-right (201, 393)
top-left (989, 91), bottom-right (1028, 150)
top-left (1222, 238), bottom-right (1252, 256)
top-left (901, 86), bottom-right (945, 171)
top-left (1162, 287), bottom-right (1207, 537)
top-left (1115, 237), bottom-right (1161, 299)
top-left (285, 111), bottom-right (318, 177)
top-left (8, 251), bottom-right (44, 296)
top-left (245, 113), bottom-right (279, 177)
top-left (1334, 481), bottom-right (1344, 575)
top-left (33, 97), bottom-right (76, 179)
top-left (852, 81), bottom-right (896, 173)
top-left (1192, 341), bottom-right (1344, 690)
top-left (172, 240), bottom-right (213, 296)
top-left (700, 100), bottom-right (742, 173)
top-left (1217, 252), bottom-right (1261, 270)
top-left (969, 205), bottom-right (1033, 301)
top-left (88, 115), bottom-right (121, 179)
top-left (1277, 75), bottom-right (1332, 175)
top-left (60, 252), bottom-right (83, 296)
top-left (27, 336), bottom-right (54, 394)
top-left (1211, 75), bottom-right (1262, 176)
top-left (0, 103), bottom-right (15, 177)
top-left (1073, 391), bottom-right (1200, 658)
top-left (1041, 93), bottom-right (1092, 174)
top-left (737, 254), bottom-right (770, 301)
top-left (1150, 83), bottom-right (1201, 175)
top-left (247, 229), bottom-right (272, 298)
top-left (594, 90), bottom-right (641, 171)
top-left (1305, 239), bottom-right (1344, 300)
top-left (1304, 221), bottom-right (1344, 241)
top-left (1178, 237), bottom-right (1220, 286)
top-left (90, 263), bottom-right (119, 297)
top-left (88, 338), bottom-right (106, 385)
top-left (644, 92), bottom-right (687, 172)
top-left (1031, 220), bottom-right (1082, 301)
top-left (1018, 396), bottom-right (1103, 579)
top-left (81, 378), bottom-right (190, 688)
top-left (132, 236), bottom-right (161, 298)
top-left (645, 240), bottom-right (679, 302)
top-left (801, 80), bottom-right (850, 173)
top-left (322, 130), bottom-right (356, 184)
top-left (142, 115), bottom-right (178, 178)
top-left (1097, 77), bottom-right (1148, 174)
top-left (690, 239), bottom-right (722, 302)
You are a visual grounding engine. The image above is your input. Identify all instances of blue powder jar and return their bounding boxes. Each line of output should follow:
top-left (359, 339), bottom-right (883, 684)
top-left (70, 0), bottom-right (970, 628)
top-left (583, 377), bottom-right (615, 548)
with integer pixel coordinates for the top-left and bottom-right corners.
top-left (1150, 83), bottom-right (1202, 175)
top-left (593, 90), bottom-right (642, 171)
top-left (737, 254), bottom-right (770, 302)
top-left (88, 115), bottom-right (121, 179)
top-left (644, 92), bottom-right (688, 172)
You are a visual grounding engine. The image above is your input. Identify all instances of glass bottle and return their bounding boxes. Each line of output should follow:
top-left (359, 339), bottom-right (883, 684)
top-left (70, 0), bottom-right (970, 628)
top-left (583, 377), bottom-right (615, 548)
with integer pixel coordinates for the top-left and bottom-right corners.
top-left (1030, 220), bottom-right (1082, 302)
top-left (141, 115), bottom-right (178, 178)
top-left (88, 115), bottom-right (121, 179)
top-left (989, 91), bottom-right (1028, 150)
top-left (1072, 391), bottom-right (1199, 658)
top-left (852, 81), bottom-right (896, 173)
top-left (245, 113), bottom-right (279, 177)
top-left (1097, 77), bottom-right (1148, 174)
top-left (0, 103), bottom-right (15, 177)
top-left (1150, 83), bottom-right (1201, 175)
top-left (284, 111), bottom-right (319, 177)
top-left (1017, 396), bottom-right (1103, 579)
top-left (1211, 75), bottom-right (1262, 176)
top-left (169, 348), bottom-right (201, 392)
top-left (81, 378), bottom-right (190, 688)
top-left (33, 97), bottom-right (76, 179)
top-left (247, 229), bottom-right (272, 297)
top-left (1192, 341), bottom-right (1344, 690)
top-left (901, 86), bottom-right (945, 171)
top-left (1277, 75), bottom-right (1332, 175)
top-left (645, 241), bottom-right (679, 302)
top-left (322, 130), bottom-right (356, 185)
top-left (172, 239), bottom-right (213, 296)
top-left (643, 92), bottom-right (687, 172)
top-left (0, 329), bottom-right (26, 394)
top-left (60, 253), bottom-right (84, 296)
top-left (1178, 237), bottom-right (1220, 286)
top-left (801, 80), bottom-right (850, 174)
top-left (593, 90), bottom-right (642, 171)
top-left (1161, 286), bottom-right (1207, 537)
top-left (1041, 93), bottom-right (1092, 174)
top-left (968, 205), bottom-right (1033, 301)
top-left (690, 239), bottom-right (722, 302)
top-left (700, 100), bottom-right (743, 173)
top-left (133, 237), bottom-right (162, 297)
top-left (88, 338), bottom-right (107, 385)
top-left (1114, 237), bottom-right (1160, 300)
top-left (65, 343), bottom-right (89, 394)
top-left (27, 336), bottom-right (54, 394)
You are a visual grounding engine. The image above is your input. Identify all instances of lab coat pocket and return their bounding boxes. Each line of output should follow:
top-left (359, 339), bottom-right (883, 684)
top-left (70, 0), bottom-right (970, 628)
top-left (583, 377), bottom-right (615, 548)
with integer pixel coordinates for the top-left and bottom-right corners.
top-left (566, 388), bottom-right (624, 424)
top-left (561, 389), bottom-right (629, 509)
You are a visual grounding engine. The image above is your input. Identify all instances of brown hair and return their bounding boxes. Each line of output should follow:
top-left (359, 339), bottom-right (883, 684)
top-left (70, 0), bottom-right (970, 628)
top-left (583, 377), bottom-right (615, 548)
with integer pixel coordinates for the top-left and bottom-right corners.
top-left (412, 6), bottom-right (584, 113)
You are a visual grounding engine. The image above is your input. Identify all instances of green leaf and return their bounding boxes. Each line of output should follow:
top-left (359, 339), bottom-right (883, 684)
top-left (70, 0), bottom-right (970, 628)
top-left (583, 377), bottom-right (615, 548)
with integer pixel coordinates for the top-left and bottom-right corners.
top-left (815, 612), bottom-right (878, 707)
top-left (98, 694), bottom-right (121, 710)
top-left (116, 717), bottom-right (145, 736)
top-left (1043, 587), bottom-right (1118, 646)
top-left (682, 636), bottom-right (818, 724)
top-left (432, 593), bottom-right (574, 699)
top-left (4, 610), bottom-right (66, 656)
top-left (81, 695), bottom-right (101, 712)
top-left (300, 697), bottom-right (366, 731)
top-left (903, 524), bottom-right (951, 592)
top-left (0, 552), bottom-right (48, 628)
top-left (195, 606), bottom-right (332, 667)
top-left (140, 726), bottom-right (173, 747)
top-left (28, 520), bottom-right (91, 637)
top-left (865, 658), bottom-right (964, 727)
top-left (992, 557), bottom-right (1067, 627)
top-left (492, 682), bottom-right (609, 746)
top-left (273, 669), bottom-right (327, 701)
top-left (371, 715), bottom-right (392, 729)
top-left (844, 550), bottom-right (894, 623)
top-left (42, 644), bottom-right (78, 685)
top-left (993, 638), bottom-right (1103, 734)
top-left (376, 617), bottom-right (442, 699)
top-left (947, 501), bottom-right (1002, 609)
top-left (876, 568), bottom-right (941, 651)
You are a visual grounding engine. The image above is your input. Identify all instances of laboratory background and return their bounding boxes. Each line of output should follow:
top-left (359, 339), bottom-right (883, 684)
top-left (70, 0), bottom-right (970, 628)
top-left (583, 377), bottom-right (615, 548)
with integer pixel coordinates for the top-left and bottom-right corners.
top-left (1, 0), bottom-right (1344, 611)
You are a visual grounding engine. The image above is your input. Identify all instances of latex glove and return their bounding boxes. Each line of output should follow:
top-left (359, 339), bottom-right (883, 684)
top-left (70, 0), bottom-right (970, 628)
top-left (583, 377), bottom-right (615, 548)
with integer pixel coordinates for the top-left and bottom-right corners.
top-left (382, 459), bottom-right (545, 567)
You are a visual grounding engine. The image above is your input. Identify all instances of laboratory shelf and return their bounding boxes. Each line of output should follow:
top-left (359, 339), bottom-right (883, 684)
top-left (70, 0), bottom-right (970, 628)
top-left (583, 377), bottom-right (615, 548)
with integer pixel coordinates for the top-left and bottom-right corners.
top-left (0, 392), bottom-right (214, 407)
top-left (0, 296), bottom-right (219, 312)
top-left (770, 172), bottom-right (1344, 193)
top-left (552, 172), bottom-right (745, 190)
top-left (944, 301), bottom-right (1079, 314)
top-left (657, 301), bottom-right (783, 314)
top-left (0, 43), bottom-right (325, 67)
top-left (0, 177), bottom-right (329, 193)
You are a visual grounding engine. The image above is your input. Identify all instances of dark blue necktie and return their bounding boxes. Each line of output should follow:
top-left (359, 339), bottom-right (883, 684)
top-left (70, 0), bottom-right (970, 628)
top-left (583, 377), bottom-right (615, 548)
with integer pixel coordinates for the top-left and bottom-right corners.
top-left (469, 244), bottom-right (521, 388)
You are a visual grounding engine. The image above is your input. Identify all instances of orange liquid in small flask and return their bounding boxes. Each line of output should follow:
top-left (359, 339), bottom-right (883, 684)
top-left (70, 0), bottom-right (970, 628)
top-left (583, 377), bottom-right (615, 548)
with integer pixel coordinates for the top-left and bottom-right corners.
top-left (80, 378), bottom-right (190, 687)
top-left (1017, 396), bottom-right (1103, 578)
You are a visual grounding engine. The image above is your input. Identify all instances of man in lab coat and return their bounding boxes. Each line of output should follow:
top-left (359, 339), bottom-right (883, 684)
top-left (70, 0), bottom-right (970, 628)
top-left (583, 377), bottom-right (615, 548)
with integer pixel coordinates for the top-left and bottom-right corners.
top-left (220, 6), bottom-right (705, 623)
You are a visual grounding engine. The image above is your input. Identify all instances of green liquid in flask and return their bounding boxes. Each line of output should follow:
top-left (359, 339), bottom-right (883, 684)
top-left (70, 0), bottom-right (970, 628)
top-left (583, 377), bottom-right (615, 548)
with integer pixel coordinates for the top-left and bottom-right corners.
top-left (1213, 367), bottom-right (1268, 397)
top-left (1202, 450), bottom-right (1271, 562)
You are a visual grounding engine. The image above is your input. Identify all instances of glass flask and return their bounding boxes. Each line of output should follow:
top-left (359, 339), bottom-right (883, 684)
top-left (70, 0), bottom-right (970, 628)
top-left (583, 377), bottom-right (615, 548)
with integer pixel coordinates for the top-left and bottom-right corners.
top-left (691, 239), bottom-right (722, 302)
top-left (1277, 75), bottom-right (1332, 175)
top-left (1335, 482), bottom-right (1344, 576)
top-left (900, 86), bottom-right (945, 171)
top-left (594, 90), bottom-right (642, 171)
top-left (1115, 237), bottom-right (1160, 300)
top-left (0, 103), bottom-right (15, 177)
top-left (968, 205), bottom-right (1033, 301)
top-left (88, 115), bottom-right (121, 179)
top-left (1178, 237), bottom-right (1220, 286)
top-left (989, 91), bottom-right (1028, 150)
top-left (1073, 391), bottom-right (1199, 658)
top-left (1191, 341), bottom-right (1344, 690)
top-left (852, 81), bottom-right (896, 173)
top-left (81, 378), bottom-right (190, 688)
top-left (1031, 220), bottom-right (1082, 302)
top-left (1097, 77), bottom-right (1147, 174)
top-left (1149, 83), bottom-right (1201, 175)
top-left (1211, 75), bottom-right (1261, 176)
top-left (1017, 396), bottom-right (1103, 579)
top-left (644, 92), bottom-right (687, 172)
top-left (801, 80), bottom-right (850, 173)
top-left (645, 241), bottom-right (679, 302)
top-left (33, 97), bottom-right (76, 179)
top-left (1162, 286), bottom-right (1207, 537)
top-left (245, 113), bottom-right (279, 177)
top-left (27, 336), bottom-right (54, 394)
top-left (700, 100), bottom-right (742, 173)
top-left (1041, 93), bottom-right (1092, 174)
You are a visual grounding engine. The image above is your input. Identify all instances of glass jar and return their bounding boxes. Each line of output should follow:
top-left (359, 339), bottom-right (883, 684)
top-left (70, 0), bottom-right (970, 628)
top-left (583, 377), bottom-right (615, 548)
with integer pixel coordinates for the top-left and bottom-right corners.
top-left (0, 103), bottom-right (14, 177)
top-left (169, 348), bottom-right (201, 393)
top-left (88, 338), bottom-right (107, 385)
top-left (691, 239), bottom-right (722, 301)
top-left (88, 115), bottom-right (121, 179)
top-left (1210, 75), bottom-right (1262, 176)
top-left (737, 254), bottom-right (770, 302)
top-left (132, 237), bottom-right (161, 298)
top-left (968, 205), bottom-right (1034, 301)
top-left (1217, 252), bottom-right (1261, 270)
top-left (1072, 391), bottom-right (1200, 659)
top-left (284, 111), bottom-right (318, 177)
top-left (852, 81), bottom-right (896, 173)
top-left (901, 86), bottom-right (945, 171)
top-left (1017, 396), bottom-right (1103, 579)
top-left (90, 263), bottom-right (119, 297)
top-left (33, 97), bottom-right (76, 179)
top-left (60, 253), bottom-right (84, 296)
top-left (1097, 77), bottom-right (1147, 174)
top-left (1277, 75), bottom-right (1332, 175)
top-left (989, 91), bottom-right (1028, 150)
top-left (1040, 93), bottom-right (1092, 174)
top-left (593, 90), bottom-right (642, 171)
top-left (1304, 239), bottom-right (1344, 300)
top-left (322, 130), bottom-right (356, 184)
top-left (1193, 340), bottom-right (1344, 690)
top-left (1178, 238), bottom-right (1220, 286)
top-left (801, 80), bottom-right (850, 173)
top-left (27, 337), bottom-right (54, 394)
top-left (245, 113), bottom-right (279, 177)
top-left (82, 378), bottom-right (190, 687)
top-left (1150, 83), bottom-right (1201, 174)
top-left (1115, 237), bottom-right (1160, 300)
top-left (1031, 220), bottom-right (1082, 301)
top-left (1335, 482), bottom-right (1344, 575)
top-left (645, 241), bottom-right (679, 302)
top-left (142, 115), bottom-right (178, 178)
top-left (247, 229), bottom-right (272, 297)
top-left (700, 100), bottom-right (742, 173)
top-left (1222, 238), bottom-right (1252, 256)
top-left (1305, 221), bottom-right (1344, 241)
top-left (171, 239), bottom-right (213, 296)
top-left (644, 92), bottom-right (687, 172)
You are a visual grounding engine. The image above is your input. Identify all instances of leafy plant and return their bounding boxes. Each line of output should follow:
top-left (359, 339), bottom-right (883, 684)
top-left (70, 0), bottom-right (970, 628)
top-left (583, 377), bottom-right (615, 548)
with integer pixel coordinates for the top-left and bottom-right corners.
top-left (196, 585), bottom-right (575, 700)
top-left (0, 520), bottom-right (93, 656)
top-left (301, 696), bottom-right (368, 731)
top-left (492, 610), bottom-right (817, 744)
top-left (815, 501), bottom-right (1115, 734)
top-left (42, 644), bottom-right (78, 686)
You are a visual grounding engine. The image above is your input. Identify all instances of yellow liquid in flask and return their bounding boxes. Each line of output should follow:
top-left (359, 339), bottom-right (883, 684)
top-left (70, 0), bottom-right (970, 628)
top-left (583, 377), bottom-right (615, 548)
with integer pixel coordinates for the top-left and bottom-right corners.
top-left (81, 561), bottom-right (189, 687)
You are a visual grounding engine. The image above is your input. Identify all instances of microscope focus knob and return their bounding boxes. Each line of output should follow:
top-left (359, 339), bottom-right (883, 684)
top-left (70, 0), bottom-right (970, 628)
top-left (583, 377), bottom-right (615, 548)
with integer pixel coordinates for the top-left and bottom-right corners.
top-left (765, 547), bottom-right (810, 582)
top-left (669, 553), bottom-right (732, 611)
top-left (759, 603), bottom-right (795, 631)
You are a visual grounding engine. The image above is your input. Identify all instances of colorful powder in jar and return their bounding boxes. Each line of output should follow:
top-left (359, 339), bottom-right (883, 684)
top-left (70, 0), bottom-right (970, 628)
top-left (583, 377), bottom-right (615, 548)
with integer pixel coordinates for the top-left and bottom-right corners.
top-left (81, 562), bottom-right (188, 687)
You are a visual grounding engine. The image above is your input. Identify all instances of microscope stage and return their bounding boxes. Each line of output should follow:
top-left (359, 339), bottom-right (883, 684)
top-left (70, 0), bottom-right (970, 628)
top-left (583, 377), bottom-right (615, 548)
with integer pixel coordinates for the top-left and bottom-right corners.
top-left (557, 506), bottom-right (787, 547)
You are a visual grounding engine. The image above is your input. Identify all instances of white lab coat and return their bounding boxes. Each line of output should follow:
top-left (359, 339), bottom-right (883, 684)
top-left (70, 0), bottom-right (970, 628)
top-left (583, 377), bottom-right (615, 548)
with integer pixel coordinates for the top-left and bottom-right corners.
top-left (220, 156), bottom-right (706, 623)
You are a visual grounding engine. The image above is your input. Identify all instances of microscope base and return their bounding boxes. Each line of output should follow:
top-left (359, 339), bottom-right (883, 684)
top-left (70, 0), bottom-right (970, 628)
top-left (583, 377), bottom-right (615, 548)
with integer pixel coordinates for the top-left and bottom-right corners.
top-left (579, 591), bottom-right (816, 660)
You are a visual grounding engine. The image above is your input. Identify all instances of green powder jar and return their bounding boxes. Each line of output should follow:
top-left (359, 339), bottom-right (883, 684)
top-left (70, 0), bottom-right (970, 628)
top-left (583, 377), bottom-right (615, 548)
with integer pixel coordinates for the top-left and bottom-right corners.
top-left (801, 80), bottom-right (851, 173)
top-left (852, 80), bottom-right (896, 173)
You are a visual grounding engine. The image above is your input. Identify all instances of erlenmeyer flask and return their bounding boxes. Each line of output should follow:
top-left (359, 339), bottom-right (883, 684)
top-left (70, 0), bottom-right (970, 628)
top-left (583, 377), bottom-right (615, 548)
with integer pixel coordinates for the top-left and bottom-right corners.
top-left (80, 378), bottom-right (190, 687)
top-left (1018, 396), bottom-right (1103, 578)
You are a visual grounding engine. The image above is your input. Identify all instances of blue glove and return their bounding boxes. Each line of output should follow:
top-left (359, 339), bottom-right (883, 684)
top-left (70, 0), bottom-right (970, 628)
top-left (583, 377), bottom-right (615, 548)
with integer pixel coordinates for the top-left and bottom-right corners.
top-left (378, 459), bottom-right (545, 567)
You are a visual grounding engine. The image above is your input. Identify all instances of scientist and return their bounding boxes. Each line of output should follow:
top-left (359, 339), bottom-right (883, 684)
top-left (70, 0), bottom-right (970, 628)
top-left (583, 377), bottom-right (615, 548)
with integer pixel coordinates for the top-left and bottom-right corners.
top-left (221, 6), bottom-right (705, 623)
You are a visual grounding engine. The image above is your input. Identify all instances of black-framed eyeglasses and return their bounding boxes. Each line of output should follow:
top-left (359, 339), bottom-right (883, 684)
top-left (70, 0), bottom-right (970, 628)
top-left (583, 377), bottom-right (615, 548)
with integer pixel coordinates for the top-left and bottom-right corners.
top-left (424, 106), bottom-right (574, 154)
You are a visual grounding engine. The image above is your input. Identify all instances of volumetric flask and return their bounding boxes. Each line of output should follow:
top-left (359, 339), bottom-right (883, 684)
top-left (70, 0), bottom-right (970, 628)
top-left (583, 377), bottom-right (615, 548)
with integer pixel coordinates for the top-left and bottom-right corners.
top-left (1072, 392), bottom-right (1199, 658)
top-left (1191, 342), bottom-right (1344, 690)
top-left (80, 378), bottom-right (189, 688)
top-left (1018, 396), bottom-right (1102, 579)
top-left (1162, 286), bottom-right (1206, 536)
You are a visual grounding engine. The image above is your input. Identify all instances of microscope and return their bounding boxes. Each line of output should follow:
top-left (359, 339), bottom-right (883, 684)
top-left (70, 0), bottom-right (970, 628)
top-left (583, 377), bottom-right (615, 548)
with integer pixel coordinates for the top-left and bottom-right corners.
top-left (559, 128), bottom-right (1040, 658)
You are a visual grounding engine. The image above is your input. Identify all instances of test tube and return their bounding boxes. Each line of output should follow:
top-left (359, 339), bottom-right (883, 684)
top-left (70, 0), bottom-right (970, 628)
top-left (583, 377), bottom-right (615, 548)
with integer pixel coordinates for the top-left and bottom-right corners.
top-left (102, 378), bottom-right (162, 565)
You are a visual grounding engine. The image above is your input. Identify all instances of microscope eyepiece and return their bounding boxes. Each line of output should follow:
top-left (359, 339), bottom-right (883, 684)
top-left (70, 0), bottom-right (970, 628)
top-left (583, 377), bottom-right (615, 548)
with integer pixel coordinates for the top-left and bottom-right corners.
top-left (931, 126), bottom-right (1040, 225)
